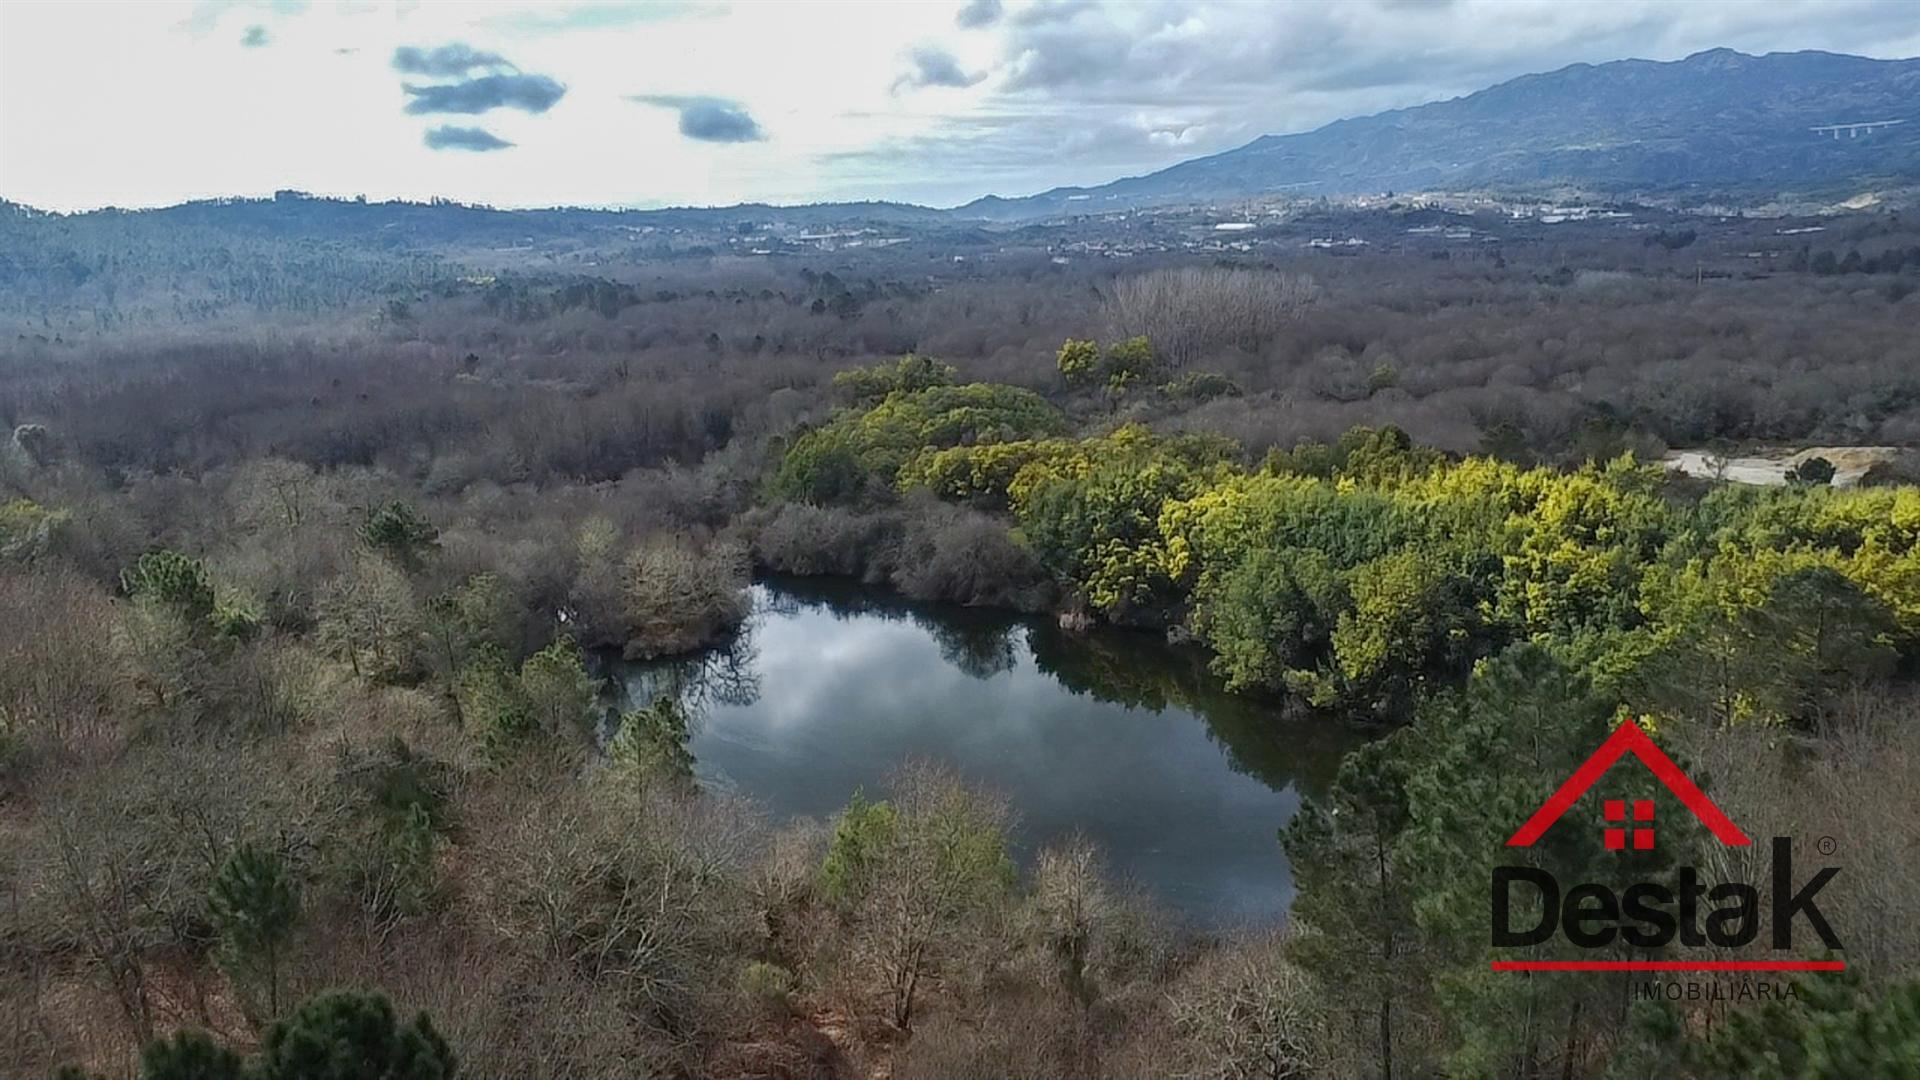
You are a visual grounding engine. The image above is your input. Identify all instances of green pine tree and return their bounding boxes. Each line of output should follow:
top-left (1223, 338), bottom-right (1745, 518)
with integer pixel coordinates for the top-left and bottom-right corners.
top-left (208, 843), bottom-right (301, 1020)
top-left (359, 501), bottom-right (440, 567)
top-left (1691, 970), bottom-right (1920, 1079)
top-left (607, 694), bottom-right (694, 784)
top-left (121, 549), bottom-right (217, 622)
top-left (258, 989), bottom-right (455, 1080)
top-left (139, 1029), bottom-right (244, 1080)
top-left (1284, 735), bottom-right (1421, 1079)
top-left (1401, 644), bottom-right (1695, 1077)
top-left (518, 635), bottom-right (599, 736)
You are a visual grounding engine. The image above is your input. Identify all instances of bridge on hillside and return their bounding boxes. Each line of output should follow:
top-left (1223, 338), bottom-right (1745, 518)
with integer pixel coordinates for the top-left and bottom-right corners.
top-left (1810, 119), bottom-right (1907, 139)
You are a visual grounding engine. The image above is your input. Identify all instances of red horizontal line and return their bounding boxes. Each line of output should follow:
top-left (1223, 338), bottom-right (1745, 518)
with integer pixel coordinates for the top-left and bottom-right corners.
top-left (1493, 960), bottom-right (1846, 972)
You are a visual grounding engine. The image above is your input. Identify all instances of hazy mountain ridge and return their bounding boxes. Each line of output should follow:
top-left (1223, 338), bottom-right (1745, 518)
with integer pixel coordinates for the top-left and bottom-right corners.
top-left (7, 49), bottom-right (1919, 233)
top-left (0, 192), bottom-right (952, 245)
top-left (964, 49), bottom-right (1920, 218)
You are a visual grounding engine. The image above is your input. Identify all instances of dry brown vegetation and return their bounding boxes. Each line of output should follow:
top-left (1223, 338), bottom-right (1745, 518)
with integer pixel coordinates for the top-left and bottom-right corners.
top-left (5, 207), bottom-right (1920, 1076)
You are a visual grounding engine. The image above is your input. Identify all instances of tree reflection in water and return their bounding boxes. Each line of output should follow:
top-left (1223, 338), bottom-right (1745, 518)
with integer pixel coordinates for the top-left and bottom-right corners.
top-left (604, 576), bottom-right (1367, 923)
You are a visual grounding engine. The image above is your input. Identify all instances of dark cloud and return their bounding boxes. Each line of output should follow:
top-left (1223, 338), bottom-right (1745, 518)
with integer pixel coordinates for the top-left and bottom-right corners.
top-left (893, 47), bottom-right (984, 92)
top-left (423, 126), bottom-right (515, 152)
top-left (679, 101), bottom-right (764, 141)
top-left (956, 0), bottom-right (1002, 28)
top-left (240, 25), bottom-right (269, 47)
top-left (403, 74), bottom-right (567, 115)
top-left (392, 43), bottom-right (516, 77)
top-left (629, 95), bottom-right (766, 142)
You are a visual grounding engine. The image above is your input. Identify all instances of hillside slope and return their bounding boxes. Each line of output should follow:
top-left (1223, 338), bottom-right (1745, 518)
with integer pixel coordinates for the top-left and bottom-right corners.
top-left (965, 49), bottom-right (1920, 217)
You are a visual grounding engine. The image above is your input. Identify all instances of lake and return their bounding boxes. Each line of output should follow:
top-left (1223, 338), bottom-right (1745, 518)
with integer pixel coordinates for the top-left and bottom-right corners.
top-left (609, 577), bottom-right (1361, 926)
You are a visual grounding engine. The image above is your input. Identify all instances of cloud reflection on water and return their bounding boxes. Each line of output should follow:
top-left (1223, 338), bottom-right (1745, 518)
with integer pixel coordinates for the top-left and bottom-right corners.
top-left (614, 580), bottom-right (1359, 925)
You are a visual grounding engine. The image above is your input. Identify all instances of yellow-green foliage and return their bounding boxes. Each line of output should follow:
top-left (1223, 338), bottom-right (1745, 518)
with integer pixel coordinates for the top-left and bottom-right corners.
top-left (1168, 454), bottom-right (1920, 717)
top-left (1009, 427), bottom-right (1239, 617)
top-left (895, 437), bottom-right (1081, 507)
top-left (849, 383), bottom-right (1065, 463)
top-left (832, 353), bottom-right (957, 404)
top-left (0, 498), bottom-right (67, 563)
top-left (896, 423), bottom-right (1235, 514)
top-left (1110, 442), bottom-right (1918, 717)
top-left (801, 369), bottom-right (1920, 721)
top-left (1102, 335), bottom-right (1157, 390)
top-left (771, 378), bottom-right (1067, 505)
top-left (1054, 336), bottom-right (1158, 391)
top-left (1055, 338), bottom-right (1099, 382)
top-left (1492, 456), bottom-right (1671, 636)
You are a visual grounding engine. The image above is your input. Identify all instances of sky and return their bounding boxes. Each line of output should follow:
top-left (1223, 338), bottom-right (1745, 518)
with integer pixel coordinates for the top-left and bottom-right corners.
top-left (4, 0), bottom-right (1920, 213)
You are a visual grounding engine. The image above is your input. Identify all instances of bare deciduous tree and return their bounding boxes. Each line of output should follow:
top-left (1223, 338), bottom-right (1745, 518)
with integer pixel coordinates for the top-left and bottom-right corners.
top-left (470, 772), bottom-right (755, 1061)
top-left (315, 555), bottom-right (424, 684)
top-left (1167, 931), bottom-right (1337, 1080)
top-left (1106, 268), bottom-right (1318, 368)
top-left (620, 536), bottom-right (749, 659)
top-left (833, 763), bottom-right (1015, 1030)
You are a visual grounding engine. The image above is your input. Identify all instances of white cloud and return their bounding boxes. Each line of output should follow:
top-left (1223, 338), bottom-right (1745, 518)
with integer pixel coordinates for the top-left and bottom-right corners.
top-left (3, 0), bottom-right (1918, 211)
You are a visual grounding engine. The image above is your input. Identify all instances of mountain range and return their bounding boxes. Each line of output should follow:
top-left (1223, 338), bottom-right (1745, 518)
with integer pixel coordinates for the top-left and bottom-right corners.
top-left (960, 48), bottom-right (1920, 218)
top-left (8, 48), bottom-right (1919, 230)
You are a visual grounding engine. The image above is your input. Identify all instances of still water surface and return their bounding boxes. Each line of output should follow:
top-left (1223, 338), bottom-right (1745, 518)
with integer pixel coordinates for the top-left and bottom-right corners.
top-left (612, 578), bottom-right (1360, 925)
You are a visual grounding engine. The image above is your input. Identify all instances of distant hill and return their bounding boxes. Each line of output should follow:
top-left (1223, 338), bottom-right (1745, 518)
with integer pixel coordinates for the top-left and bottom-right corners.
top-left (0, 191), bottom-right (951, 243)
top-left (10, 49), bottom-right (1920, 234)
top-left (962, 49), bottom-right (1920, 218)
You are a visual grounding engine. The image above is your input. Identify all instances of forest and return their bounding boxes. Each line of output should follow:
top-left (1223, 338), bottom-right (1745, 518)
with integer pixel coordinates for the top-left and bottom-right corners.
top-left (3, 200), bottom-right (1920, 1077)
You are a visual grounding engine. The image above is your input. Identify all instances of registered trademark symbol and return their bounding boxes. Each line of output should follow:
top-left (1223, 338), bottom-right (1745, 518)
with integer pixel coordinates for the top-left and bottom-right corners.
top-left (1816, 836), bottom-right (1837, 856)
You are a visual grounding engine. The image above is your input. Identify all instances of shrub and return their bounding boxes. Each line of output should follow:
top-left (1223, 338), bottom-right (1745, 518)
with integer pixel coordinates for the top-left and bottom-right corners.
top-left (745, 502), bottom-right (901, 581)
top-left (1162, 370), bottom-right (1242, 403)
top-left (1167, 934), bottom-right (1334, 1080)
top-left (768, 426), bottom-right (870, 505)
top-left (1102, 335), bottom-right (1158, 390)
top-left (1788, 455), bottom-right (1836, 485)
top-left (121, 550), bottom-right (216, 622)
top-left (771, 382), bottom-right (1067, 507)
top-left (1056, 338), bottom-right (1100, 384)
top-left (892, 500), bottom-right (1052, 611)
top-left (737, 961), bottom-right (796, 1008)
top-left (833, 354), bottom-right (956, 404)
top-left (0, 498), bottom-right (67, 563)
top-left (620, 538), bottom-right (749, 658)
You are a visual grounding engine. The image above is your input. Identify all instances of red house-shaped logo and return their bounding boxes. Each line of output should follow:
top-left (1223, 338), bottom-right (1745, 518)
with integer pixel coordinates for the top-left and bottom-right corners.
top-left (1506, 719), bottom-right (1751, 849)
